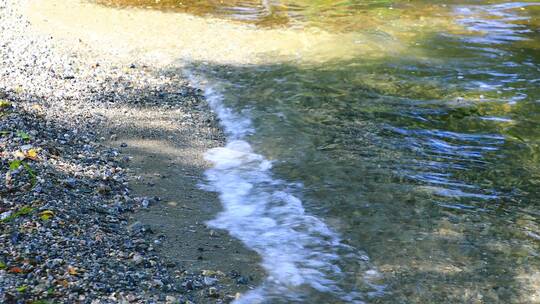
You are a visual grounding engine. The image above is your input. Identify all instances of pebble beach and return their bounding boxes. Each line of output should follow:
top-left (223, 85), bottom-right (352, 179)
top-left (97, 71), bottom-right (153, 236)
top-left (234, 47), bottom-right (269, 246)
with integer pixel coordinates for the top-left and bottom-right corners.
top-left (0, 1), bottom-right (261, 303)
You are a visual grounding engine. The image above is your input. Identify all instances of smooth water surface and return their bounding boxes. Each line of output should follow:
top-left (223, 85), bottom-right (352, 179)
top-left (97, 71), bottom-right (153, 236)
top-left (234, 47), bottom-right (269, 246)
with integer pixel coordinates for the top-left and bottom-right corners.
top-left (97, 1), bottom-right (540, 302)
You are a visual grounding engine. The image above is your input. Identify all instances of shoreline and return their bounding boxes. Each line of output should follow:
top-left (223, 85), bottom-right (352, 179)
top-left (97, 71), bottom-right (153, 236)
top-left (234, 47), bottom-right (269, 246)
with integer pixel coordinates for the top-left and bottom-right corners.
top-left (0, 1), bottom-right (262, 303)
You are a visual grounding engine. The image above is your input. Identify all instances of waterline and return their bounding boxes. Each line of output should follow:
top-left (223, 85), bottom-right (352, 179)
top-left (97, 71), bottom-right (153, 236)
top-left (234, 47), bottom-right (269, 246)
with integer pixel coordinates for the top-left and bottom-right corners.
top-left (190, 74), bottom-right (384, 303)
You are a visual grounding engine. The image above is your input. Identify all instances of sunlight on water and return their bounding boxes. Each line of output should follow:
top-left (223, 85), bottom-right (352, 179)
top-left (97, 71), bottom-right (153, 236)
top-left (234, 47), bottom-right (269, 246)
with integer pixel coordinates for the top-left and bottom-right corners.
top-left (26, 0), bottom-right (540, 302)
top-left (28, 0), bottom-right (475, 66)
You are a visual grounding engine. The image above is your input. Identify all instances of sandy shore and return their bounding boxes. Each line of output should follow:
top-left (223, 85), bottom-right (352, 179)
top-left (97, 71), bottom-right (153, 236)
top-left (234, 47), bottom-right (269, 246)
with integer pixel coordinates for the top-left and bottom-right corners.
top-left (0, 1), bottom-right (261, 303)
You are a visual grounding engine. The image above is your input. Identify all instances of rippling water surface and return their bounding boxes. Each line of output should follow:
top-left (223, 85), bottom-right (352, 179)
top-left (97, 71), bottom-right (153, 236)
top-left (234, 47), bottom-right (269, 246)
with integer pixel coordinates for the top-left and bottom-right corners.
top-left (97, 1), bottom-right (540, 302)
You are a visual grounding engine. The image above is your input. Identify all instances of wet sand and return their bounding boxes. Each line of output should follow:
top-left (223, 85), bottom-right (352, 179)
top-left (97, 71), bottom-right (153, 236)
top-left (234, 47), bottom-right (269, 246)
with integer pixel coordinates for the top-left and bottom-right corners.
top-left (103, 100), bottom-right (265, 301)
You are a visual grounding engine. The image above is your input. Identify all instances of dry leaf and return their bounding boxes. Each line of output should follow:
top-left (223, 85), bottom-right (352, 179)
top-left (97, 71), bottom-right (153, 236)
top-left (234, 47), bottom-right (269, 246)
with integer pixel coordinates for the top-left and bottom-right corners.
top-left (39, 210), bottom-right (54, 220)
top-left (13, 151), bottom-right (25, 160)
top-left (67, 266), bottom-right (78, 275)
top-left (25, 149), bottom-right (38, 160)
top-left (8, 266), bottom-right (23, 273)
top-left (58, 279), bottom-right (69, 287)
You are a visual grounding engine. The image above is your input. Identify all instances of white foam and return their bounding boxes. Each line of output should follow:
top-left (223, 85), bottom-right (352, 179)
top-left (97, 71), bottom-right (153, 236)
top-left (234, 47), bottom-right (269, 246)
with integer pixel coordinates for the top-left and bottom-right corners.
top-left (187, 71), bottom-right (383, 303)
top-left (203, 86), bottom-right (254, 140)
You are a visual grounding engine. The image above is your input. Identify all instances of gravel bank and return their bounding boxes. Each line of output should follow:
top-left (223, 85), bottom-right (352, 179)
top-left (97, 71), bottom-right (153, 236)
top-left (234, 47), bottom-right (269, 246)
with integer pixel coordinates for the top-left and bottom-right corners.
top-left (0, 1), bottom-right (260, 303)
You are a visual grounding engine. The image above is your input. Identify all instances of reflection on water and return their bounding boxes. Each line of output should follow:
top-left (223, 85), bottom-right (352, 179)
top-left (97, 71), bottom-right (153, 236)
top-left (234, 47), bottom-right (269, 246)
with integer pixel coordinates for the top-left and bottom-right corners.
top-left (98, 0), bottom-right (540, 302)
top-left (456, 2), bottom-right (538, 45)
top-left (94, 0), bottom-right (381, 26)
top-left (95, 0), bottom-right (466, 32)
top-left (95, 0), bottom-right (296, 26)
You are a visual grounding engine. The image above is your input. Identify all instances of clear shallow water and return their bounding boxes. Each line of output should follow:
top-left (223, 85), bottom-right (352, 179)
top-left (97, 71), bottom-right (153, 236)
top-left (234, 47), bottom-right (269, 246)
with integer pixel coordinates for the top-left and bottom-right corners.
top-left (98, 1), bottom-right (540, 302)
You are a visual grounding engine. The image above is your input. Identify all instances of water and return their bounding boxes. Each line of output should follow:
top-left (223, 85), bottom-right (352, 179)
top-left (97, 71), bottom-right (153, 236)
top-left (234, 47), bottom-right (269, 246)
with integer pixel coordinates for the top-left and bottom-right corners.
top-left (96, 1), bottom-right (540, 302)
